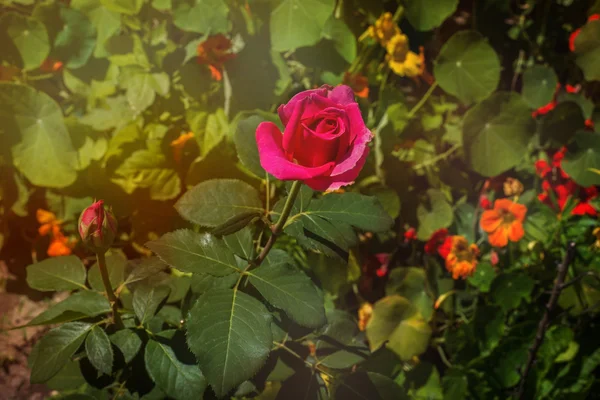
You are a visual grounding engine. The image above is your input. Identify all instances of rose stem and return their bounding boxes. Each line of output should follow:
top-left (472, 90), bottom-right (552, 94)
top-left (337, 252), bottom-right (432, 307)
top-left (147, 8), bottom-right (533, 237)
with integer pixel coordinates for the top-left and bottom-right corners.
top-left (253, 180), bottom-right (302, 267)
top-left (96, 251), bottom-right (124, 329)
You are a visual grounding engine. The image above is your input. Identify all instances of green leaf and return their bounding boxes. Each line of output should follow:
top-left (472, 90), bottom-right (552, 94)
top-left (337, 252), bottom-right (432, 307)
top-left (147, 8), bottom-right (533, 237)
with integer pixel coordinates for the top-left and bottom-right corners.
top-left (248, 249), bottom-right (326, 328)
top-left (112, 150), bottom-right (181, 201)
top-left (173, 0), bottom-right (229, 34)
top-left (0, 83), bottom-right (77, 188)
top-left (288, 192), bottom-right (393, 232)
top-left (110, 329), bottom-right (142, 364)
top-left (1, 12), bottom-right (50, 70)
top-left (404, 0), bottom-right (459, 31)
top-left (45, 359), bottom-right (86, 391)
top-left (574, 20), bottom-right (600, 81)
top-left (100, 0), bottom-right (144, 15)
top-left (462, 92), bottom-right (535, 176)
top-left (416, 189), bottom-right (453, 240)
top-left (145, 335), bottom-right (206, 400)
top-left (54, 6), bottom-right (97, 69)
top-left (146, 229), bottom-right (241, 276)
top-left (442, 369), bottom-right (468, 400)
top-left (133, 284), bottom-right (171, 324)
top-left (30, 322), bottom-right (93, 383)
top-left (26, 255), bottom-right (87, 292)
top-left (386, 268), bottom-right (433, 320)
top-left (85, 326), bottom-right (113, 375)
top-left (434, 30), bottom-right (501, 104)
top-left (234, 114), bottom-right (275, 178)
top-left (467, 261), bottom-right (495, 293)
top-left (270, 0), bottom-right (335, 52)
top-left (490, 272), bottom-right (534, 312)
top-left (562, 131), bottom-right (600, 187)
top-left (322, 17), bottom-right (356, 63)
top-left (186, 289), bottom-right (272, 397)
top-left (315, 311), bottom-right (369, 369)
top-left (521, 65), bottom-right (558, 109)
top-left (539, 102), bottom-right (585, 145)
top-left (190, 273), bottom-right (238, 294)
top-left (366, 295), bottom-right (431, 361)
top-left (223, 227), bottom-right (254, 260)
top-left (122, 70), bottom-right (170, 114)
top-left (28, 291), bottom-right (110, 326)
top-left (175, 179), bottom-right (263, 227)
top-left (334, 371), bottom-right (408, 400)
top-left (71, 0), bottom-right (121, 58)
top-left (189, 109), bottom-right (229, 158)
top-left (88, 251), bottom-right (126, 292)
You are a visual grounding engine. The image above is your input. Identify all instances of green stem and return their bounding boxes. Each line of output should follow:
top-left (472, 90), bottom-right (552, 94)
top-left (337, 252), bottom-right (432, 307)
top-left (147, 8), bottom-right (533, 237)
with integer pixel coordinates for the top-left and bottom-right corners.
top-left (253, 180), bottom-right (302, 267)
top-left (96, 252), bottom-right (124, 329)
top-left (407, 81), bottom-right (438, 119)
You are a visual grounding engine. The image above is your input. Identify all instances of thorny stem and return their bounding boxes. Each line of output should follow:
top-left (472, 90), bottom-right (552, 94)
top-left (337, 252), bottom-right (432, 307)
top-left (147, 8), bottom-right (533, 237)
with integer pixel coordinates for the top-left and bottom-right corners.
top-left (515, 242), bottom-right (577, 399)
top-left (96, 251), bottom-right (124, 329)
top-left (253, 181), bottom-right (302, 267)
top-left (273, 341), bottom-right (335, 380)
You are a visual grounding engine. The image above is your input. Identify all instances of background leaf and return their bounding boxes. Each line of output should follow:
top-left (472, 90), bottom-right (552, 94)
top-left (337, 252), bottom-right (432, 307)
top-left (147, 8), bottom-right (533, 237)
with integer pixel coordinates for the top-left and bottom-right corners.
top-left (404, 0), bottom-right (459, 31)
top-left (133, 284), bottom-right (171, 324)
top-left (0, 83), bottom-right (78, 188)
top-left (462, 92), bottom-right (535, 176)
top-left (521, 65), bottom-right (558, 109)
top-left (1, 13), bottom-right (50, 70)
top-left (434, 30), bottom-right (501, 104)
top-left (562, 131), bottom-right (600, 187)
top-left (28, 291), bottom-right (110, 326)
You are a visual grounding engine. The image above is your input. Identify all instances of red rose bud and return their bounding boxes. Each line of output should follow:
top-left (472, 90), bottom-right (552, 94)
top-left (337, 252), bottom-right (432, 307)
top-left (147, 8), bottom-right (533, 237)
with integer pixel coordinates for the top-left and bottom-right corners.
top-left (78, 200), bottom-right (117, 253)
top-left (479, 195), bottom-right (492, 209)
top-left (404, 227), bottom-right (417, 242)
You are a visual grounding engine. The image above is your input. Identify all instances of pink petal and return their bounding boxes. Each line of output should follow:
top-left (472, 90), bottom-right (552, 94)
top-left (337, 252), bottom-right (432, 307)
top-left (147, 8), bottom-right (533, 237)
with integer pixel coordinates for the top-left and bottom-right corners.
top-left (256, 122), bottom-right (335, 180)
top-left (304, 147), bottom-right (370, 191)
top-left (282, 97), bottom-right (307, 157)
top-left (329, 104), bottom-right (372, 177)
top-left (328, 85), bottom-right (355, 105)
top-left (278, 87), bottom-right (329, 125)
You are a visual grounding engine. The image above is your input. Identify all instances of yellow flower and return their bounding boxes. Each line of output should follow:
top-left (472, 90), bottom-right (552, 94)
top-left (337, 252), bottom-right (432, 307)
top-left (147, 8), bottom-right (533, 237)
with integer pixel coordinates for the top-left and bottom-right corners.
top-left (386, 34), bottom-right (423, 78)
top-left (503, 177), bottom-right (524, 197)
top-left (368, 12), bottom-right (400, 47)
top-left (593, 227), bottom-right (600, 249)
top-left (358, 302), bottom-right (373, 331)
top-left (445, 236), bottom-right (479, 280)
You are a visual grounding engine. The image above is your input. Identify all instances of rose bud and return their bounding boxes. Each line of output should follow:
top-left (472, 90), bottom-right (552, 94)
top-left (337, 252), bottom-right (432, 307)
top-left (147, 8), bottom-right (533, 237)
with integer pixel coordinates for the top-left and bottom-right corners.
top-left (78, 200), bottom-right (118, 253)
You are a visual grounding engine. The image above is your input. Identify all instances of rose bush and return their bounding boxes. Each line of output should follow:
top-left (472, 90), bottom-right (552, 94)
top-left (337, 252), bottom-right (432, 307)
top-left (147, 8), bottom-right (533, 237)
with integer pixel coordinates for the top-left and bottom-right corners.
top-left (256, 85), bottom-right (372, 190)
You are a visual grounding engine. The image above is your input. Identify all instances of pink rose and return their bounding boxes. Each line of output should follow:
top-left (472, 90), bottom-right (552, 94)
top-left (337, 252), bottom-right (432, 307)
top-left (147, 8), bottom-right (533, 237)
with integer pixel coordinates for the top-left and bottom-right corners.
top-left (255, 85), bottom-right (372, 191)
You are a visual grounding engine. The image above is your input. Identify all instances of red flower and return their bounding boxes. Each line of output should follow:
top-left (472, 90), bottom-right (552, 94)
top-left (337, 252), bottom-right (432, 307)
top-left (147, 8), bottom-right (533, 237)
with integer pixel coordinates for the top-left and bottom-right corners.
top-left (196, 35), bottom-right (236, 81)
top-left (570, 14), bottom-right (600, 52)
top-left (404, 227), bottom-right (417, 242)
top-left (536, 149), bottom-right (598, 217)
top-left (532, 100), bottom-right (557, 118)
top-left (374, 253), bottom-right (391, 277)
top-left (479, 195), bottom-right (492, 209)
top-left (40, 58), bottom-right (63, 73)
top-left (424, 228), bottom-right (449, 256)
top-left (565, 84), bottom-right (580, 93)
top-left (78, 200), bottom-right (118, 253)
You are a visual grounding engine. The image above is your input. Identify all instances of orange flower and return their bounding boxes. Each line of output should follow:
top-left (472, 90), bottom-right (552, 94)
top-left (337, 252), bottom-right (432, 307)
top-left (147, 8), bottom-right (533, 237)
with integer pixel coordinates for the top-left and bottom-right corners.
top-left (47, 232), bottom-right (74, 257)
top-left (445, 236), bottom-right (479, 279)
top-left (480, 199), bottom-right (527, 247)
top-left (170, 132), bottom-right (195, 163)
top-left (196, 35), bottom-right (236, 81)
top-left (36, 209), bottom-right (62, 236)
top-left (343, 72), bottom-right (369, 98)
top-left (40, 58), bottom-right (63, 73)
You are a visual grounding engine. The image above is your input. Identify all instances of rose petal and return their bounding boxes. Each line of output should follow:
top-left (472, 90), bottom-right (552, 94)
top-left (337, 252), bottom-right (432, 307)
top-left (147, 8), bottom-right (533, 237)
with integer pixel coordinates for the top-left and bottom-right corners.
top-left (256, 122), bottom-right (335, 180)
top-left (328, 104), bottom-right (372, 176)
top-left (282, 97), bottom-right (308, 158)
top-left (328, 85), bottom-right (355, 105)
top-left (278, 87), bottom-right (329, 125)
top-left (304, 147), bottom-right (369, 191)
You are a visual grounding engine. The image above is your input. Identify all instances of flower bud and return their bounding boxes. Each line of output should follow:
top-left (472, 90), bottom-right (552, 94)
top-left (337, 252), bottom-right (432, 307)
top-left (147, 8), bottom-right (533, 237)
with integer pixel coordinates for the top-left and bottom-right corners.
top-left (78, 200), bottom-right (117, 253)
